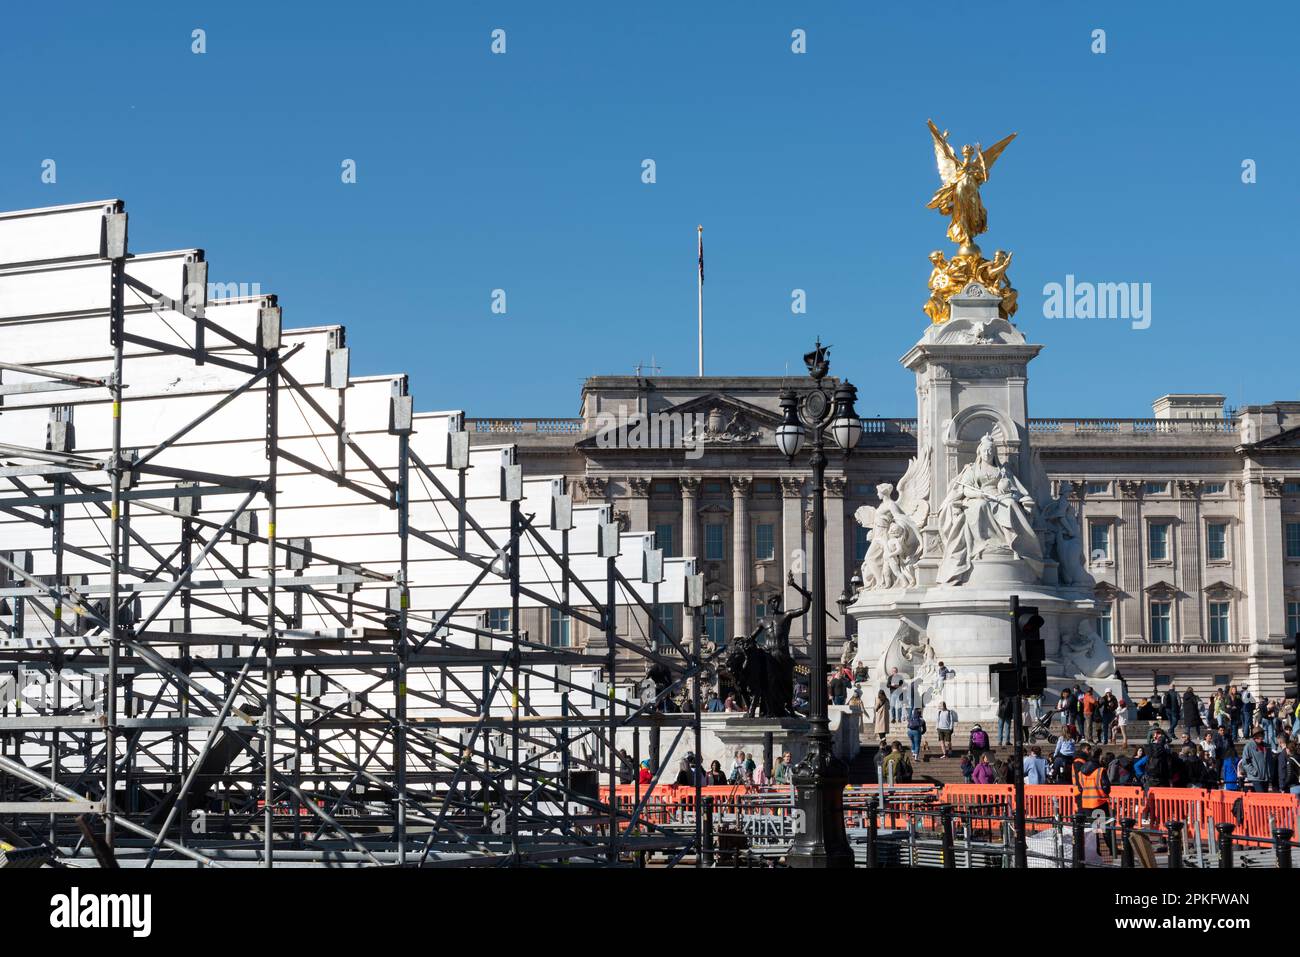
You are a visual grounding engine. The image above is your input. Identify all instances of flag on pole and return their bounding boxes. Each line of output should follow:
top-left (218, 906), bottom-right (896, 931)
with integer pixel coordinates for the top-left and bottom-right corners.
top-left (697, 225), bottom-right (704, 376)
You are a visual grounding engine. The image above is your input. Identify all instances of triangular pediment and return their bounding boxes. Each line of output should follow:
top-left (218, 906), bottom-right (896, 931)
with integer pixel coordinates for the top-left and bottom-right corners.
top-left (577, 392), bottom-right (779, 451)
top-left (1241, 424), bottom-right (1300, 451)
top-left (1203, 579), bottom-right (1237, 599)
top-left (658, 392), bottom-right (782, 426)
top-left (1144, 579), bottom-right (1178, 599)
top-left (1093, 581), bottom-right (1122, 600)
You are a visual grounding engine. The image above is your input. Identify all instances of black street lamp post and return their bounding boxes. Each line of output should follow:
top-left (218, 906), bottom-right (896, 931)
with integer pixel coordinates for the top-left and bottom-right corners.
top-left (776, 339), bottom-right (860, 869)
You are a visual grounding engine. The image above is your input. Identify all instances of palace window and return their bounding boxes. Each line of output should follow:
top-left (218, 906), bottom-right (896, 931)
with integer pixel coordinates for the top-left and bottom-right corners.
top-left (705, 523), bottom-right (725, 560)
top-left (1206, 523), bottom-right (1228, 561)
top-left (703, 479), bottom-right (725, 495)
top-left (1097, 604), bottom-right (1112, 643)
top-left (1288, 601), bottom-right (1300, 639)
top-left (1202, 483), bottom-right (1226, 495)
top-left (1150, 601), bottom-right (1172, 644)
top-left (1144, 481), bottom-right (1169, 495)
top-left (854, 525), bottom-right (870, 562)
top-left (1285, 481), bottom-right (1300, 494)
top-left (704, 605), bottom-right (726, 646)
top-left (654, 523), bottom-right (675, 558)
top-left (1148, 523), bottom-right (1170, 562)
top-left (651, 603), bottom-right (676, 649)
top-left (1089, 522), bottom-right (1110, 561)
top-left (549, 608), bottom-right (571, 648)
top-left (755, 523), bottom-right (775, 561)
top-left (1085, 481), bottom-right (1110, 495)
top-left (1208, 602), bottom-right (1230, 644)
top-left (1287, 522), bottom-right (1300, 559)
top-left (486, 608), bottom-right (510, 632)
top-left (753, 479), bottom-right (776, 495)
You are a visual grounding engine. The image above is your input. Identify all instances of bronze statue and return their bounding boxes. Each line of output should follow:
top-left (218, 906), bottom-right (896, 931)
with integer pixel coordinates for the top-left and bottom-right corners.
top-left (727, 572), bottom-right (811, 718)
top-left (725, 634), bottom-right (770, 717)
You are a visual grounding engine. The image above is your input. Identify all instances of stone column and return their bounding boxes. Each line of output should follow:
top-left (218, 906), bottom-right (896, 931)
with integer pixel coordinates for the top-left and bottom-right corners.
top-left (1118, 481), bottom-right (1144, 642)
top-left (731, 476), bottom-right (752, 639)
top-left (824, 475), bottom-right (848, 651)
top-left (679, 477), bottom-right (700, 643)
top-left (1176, 481), bottom-right (1203, 642)
top-left (1243, 476), bottom-right (1286, 694)
top-left (624, 476), bottom-right (650, 532)
top-left (781, 477), bottom-right (807, 649)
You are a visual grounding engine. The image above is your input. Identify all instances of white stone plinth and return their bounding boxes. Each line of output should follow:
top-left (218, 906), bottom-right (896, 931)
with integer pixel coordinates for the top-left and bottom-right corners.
top-left (849, 557), bottom-right (1101, 722)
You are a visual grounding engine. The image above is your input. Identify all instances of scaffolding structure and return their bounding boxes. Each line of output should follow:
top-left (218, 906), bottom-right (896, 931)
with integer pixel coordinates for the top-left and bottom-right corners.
top-left (0, 200), bottom-right (708, 867)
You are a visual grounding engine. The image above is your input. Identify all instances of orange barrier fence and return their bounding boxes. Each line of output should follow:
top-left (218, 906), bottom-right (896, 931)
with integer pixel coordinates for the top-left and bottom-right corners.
top-left (1145, 787), bottom-right (1203, 831)
top-left (939, 784), bottom-right (1014, 811)
top-left (1206, 789), bottom-right (1298, 839)
top-left (1022, 785), bottom-right (1077, 821)
top-left (1107, 786), bottom-right (1147, 825)
top-left (598, 782), bottom-right (1299, 838)
top-left (602, 785), bottom-right (770, 830)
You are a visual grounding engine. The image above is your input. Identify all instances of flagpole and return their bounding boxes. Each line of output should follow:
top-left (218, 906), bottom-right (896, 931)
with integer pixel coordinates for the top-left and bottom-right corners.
top-left (697, 224), bottom-right (704, 377)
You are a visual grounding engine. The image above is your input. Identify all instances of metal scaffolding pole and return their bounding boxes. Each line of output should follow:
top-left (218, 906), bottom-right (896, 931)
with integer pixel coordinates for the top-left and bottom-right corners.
top-left (0, 200), bottom-right (699, 869)
top-left (104, 215), bottom-right (126, 851)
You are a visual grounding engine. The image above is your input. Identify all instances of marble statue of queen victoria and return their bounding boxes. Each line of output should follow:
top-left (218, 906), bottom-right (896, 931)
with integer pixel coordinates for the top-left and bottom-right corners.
top-left (937, 432), bottom-right (1043, 584)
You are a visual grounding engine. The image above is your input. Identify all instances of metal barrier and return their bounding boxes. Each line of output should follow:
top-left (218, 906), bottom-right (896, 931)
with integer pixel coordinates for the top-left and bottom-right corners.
top-left (601, 783), bottom-right (1297, 830)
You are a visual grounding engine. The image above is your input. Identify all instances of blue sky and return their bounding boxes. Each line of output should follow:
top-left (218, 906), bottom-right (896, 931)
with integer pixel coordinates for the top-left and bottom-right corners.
top-left (2, 1), bottom-right (1294, 418)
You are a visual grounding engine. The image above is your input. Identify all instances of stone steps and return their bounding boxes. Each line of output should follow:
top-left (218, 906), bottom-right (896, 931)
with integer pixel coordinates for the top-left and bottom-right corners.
top-left (863, 717), bottom-right (1203, 751)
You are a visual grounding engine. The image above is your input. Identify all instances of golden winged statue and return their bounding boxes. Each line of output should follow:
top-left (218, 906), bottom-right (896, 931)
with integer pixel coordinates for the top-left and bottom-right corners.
top-left (925, 119), bottom-right (1016, 251)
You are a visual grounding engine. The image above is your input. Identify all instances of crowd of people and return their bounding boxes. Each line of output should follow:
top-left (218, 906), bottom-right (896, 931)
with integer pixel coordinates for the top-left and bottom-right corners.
top-left (637, 665), bottom-right (1300, 800)
top-left (871, 681), bottom-right (1300, 795)
top-left (616, 747), bottom-right (798, 789)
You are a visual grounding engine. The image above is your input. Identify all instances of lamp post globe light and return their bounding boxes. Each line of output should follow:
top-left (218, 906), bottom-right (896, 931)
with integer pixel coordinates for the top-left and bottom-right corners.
top-left (778, 339), bottom-right (860, 869)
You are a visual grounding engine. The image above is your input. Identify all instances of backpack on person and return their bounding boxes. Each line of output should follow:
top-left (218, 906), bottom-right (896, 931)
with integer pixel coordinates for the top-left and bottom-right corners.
top-left (970, 728), bottom-right (989, 750)
top-left (1144, 747), bottom-right (1169, 787)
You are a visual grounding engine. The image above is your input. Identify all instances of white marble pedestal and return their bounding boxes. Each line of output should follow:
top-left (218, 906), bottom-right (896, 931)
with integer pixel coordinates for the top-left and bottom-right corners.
top-left (850, 556), bottom-right (1102, 722)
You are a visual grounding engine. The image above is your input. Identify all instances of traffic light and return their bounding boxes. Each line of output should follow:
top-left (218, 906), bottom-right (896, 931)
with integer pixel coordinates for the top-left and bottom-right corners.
top-left (1283, 632), bottom-right (1298, 701)
top-left (1014, 601), bottom-right (1046, 695)
top-left (989, 662), bottom-right (1019, 700)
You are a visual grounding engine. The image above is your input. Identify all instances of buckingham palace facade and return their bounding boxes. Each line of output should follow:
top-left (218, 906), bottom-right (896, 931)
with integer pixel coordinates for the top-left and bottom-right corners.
top-left (468, 377), bottom-right (1300, 699)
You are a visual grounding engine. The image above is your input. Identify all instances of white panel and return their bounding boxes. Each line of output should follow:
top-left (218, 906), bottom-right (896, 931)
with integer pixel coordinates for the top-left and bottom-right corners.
top-left (0, 200), bottom-right (119, 266)
top-left (0, 253), bottom-right (193, 321)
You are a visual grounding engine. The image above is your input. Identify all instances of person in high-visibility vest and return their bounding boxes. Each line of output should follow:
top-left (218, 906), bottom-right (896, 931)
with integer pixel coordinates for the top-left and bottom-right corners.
top-left (1077, 754), bottom-right (1111, 812)
top-left (1076, 751), bottom-right (1113, 858)
top-left (1071, 743), bottom-right (1094, 786)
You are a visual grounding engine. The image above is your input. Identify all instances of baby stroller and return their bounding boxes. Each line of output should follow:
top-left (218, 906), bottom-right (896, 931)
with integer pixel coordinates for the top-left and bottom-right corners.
top-left (1027, 708), bottom-right (1059, 745)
